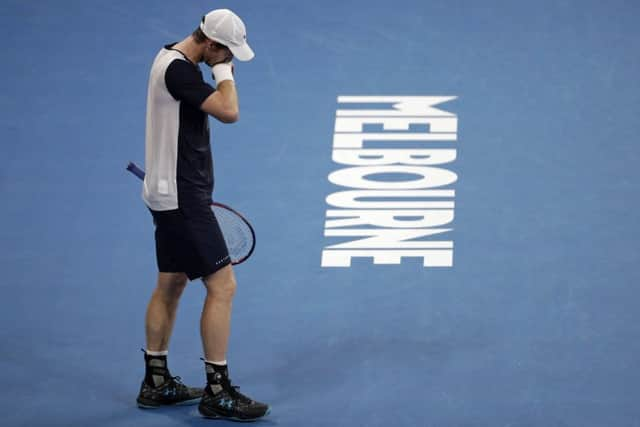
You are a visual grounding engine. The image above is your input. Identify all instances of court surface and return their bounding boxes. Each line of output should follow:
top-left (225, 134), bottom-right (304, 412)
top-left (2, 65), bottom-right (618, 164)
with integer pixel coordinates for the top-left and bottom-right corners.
top-left (1, 1), bottom-right (639, 426)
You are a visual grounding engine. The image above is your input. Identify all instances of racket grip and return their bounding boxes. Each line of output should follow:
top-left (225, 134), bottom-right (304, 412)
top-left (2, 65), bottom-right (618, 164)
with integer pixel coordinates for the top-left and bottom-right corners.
top-left (126, 162), bottom-right (146, 180)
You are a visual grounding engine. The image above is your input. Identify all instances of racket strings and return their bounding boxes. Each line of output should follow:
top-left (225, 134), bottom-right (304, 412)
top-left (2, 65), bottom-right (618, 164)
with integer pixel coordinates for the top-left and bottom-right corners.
top-left (212, 205), bottom-right (253, 262)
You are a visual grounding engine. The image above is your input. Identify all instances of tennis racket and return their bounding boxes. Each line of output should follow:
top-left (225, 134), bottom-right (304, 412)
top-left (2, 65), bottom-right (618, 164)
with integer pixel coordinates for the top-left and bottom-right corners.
top-left (126, 161), bottom-right (255, 265)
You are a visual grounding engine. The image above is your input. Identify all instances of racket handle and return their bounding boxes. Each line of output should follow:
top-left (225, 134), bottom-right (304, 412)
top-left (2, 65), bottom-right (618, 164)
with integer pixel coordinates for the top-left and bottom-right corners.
top-left (126, 162), bottom-right (146, 180)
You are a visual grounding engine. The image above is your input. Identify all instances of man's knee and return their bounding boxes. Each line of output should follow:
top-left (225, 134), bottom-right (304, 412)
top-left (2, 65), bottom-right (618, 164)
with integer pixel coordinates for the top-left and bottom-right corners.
top-left (156, 273), bottom-right (188, 301)
top-left (203, 265), bottom-right (236, 300)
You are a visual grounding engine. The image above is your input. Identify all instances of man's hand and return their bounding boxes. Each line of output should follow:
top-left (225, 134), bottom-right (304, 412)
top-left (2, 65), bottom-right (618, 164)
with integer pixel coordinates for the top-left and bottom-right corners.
top-left (205, 43), bottom-right (233, 67)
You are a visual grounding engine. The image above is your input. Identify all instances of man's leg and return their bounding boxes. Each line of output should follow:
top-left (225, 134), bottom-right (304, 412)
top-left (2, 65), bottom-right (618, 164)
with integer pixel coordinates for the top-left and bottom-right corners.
top-left (198, 264), bottom-right (270, 421)
top-left (201, 264), bottom-right (236, 361)
top-left (137, 272), bottom-right (203, 408)
top-left (146, 272), bottom-right (188, 351)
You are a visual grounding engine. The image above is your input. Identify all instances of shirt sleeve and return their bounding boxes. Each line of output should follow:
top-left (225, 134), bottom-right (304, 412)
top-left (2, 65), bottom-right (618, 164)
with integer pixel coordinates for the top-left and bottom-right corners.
top-left (164, 59), bottom-right (215, 108)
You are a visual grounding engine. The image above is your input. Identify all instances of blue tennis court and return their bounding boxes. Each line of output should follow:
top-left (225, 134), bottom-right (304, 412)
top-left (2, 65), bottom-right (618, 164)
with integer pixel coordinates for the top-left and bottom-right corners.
top-left (2, 0), bottom-right (639, 426)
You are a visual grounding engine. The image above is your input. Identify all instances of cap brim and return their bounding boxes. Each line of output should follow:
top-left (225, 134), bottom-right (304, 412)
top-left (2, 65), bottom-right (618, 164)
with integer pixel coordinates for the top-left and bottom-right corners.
top-left (229, 42), bottom-right (254, 62)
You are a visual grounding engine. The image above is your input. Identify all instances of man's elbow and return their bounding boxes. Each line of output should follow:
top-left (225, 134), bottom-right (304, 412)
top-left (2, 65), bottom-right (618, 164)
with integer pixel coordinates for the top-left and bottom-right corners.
top-left (219, 109), bottom-right (239, 123)
top-left (200, 95), bottom-right (239, 123)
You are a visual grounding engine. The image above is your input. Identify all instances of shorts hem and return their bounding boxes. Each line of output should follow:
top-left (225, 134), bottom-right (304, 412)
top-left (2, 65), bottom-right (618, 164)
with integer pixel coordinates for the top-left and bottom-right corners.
top-left (186, 256), bottom-right (232, 281)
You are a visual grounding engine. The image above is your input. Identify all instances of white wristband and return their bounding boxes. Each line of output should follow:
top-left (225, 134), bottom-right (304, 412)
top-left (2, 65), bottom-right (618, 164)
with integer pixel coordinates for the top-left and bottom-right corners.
top-left (212, 62), bottom-right (234, 84)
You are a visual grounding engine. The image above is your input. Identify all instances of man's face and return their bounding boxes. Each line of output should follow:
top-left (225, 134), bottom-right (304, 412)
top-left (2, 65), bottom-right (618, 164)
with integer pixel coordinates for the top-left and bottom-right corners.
top-left (204, 41), bottom-right (233, 66)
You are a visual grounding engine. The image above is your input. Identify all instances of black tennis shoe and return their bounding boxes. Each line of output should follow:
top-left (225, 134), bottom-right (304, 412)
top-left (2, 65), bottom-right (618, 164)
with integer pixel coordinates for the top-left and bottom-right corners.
top-left (136, 376), bottom-right (203, 408)
top-left (198, 372), bottom-right (270, 421)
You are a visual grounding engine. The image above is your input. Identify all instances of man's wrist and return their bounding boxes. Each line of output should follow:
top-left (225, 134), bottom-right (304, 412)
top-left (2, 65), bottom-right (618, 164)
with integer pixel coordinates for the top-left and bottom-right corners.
top-left (212, 63), bottom-right (234, 84)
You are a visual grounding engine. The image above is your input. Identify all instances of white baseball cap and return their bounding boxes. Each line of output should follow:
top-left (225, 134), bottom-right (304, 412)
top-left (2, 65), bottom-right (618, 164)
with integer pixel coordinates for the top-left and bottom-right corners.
top-left (200, 9), bottom-right (254, 62)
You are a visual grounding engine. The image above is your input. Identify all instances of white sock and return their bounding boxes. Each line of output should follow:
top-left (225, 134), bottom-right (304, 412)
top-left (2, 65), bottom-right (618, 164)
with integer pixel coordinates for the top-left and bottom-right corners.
top-left (205, 359), bottom-right (227, 366)
top-left (146, 349), bottom-right (169, 356)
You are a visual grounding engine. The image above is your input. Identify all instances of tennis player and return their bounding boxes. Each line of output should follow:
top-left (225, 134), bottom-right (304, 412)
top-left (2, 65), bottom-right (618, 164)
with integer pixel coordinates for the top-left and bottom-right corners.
top-left (135, 9), bottom-right (270, 421)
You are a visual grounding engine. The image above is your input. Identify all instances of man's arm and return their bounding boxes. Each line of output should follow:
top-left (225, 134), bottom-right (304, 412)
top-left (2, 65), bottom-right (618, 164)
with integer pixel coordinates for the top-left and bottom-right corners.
top-left (200, 80), bottom-right (238, 123)
top-left (164, 59), bottom-right (238, 123)
top-left (200, 62), bottom-right (239, 123)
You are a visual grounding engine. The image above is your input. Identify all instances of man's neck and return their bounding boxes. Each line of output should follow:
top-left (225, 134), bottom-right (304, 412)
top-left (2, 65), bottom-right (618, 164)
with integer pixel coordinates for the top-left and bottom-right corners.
top-left (172, 36), bottom-right (202, 64)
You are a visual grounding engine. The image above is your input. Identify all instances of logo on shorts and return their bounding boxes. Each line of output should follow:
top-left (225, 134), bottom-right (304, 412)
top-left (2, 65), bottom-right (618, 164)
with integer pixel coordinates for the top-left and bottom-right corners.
top-left (216, 255), bottom-right (231, 265)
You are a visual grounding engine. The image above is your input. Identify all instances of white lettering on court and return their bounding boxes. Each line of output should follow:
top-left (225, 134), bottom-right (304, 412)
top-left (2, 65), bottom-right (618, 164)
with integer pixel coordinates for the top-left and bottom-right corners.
top-left (322, 96), bottom-right (458, 268)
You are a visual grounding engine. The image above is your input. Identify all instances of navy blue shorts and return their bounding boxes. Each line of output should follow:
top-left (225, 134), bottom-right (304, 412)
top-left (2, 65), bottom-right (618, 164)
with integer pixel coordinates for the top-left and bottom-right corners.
top-left (149, 205), bottom-right (231, 280)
